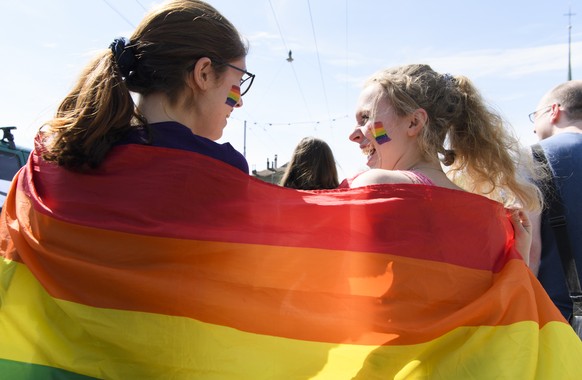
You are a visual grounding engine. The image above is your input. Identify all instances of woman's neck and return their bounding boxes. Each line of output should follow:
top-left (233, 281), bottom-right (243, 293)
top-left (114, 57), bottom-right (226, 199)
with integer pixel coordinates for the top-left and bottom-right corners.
top-left (407, 159), bottom-right (442, 172)
top-left (137, 93), bottom-right (177, 124)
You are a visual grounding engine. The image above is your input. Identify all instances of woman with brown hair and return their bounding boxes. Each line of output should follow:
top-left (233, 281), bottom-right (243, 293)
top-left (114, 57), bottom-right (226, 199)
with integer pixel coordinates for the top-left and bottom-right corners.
top-left (280, 136), bottom-right (339, 190)
top-left (42, 0), bottom-right (253, 173)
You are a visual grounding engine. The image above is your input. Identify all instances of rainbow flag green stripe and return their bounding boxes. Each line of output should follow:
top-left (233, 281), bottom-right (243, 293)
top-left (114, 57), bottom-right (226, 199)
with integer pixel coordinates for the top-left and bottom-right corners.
top-left (0, 359), bottom-right (97, 380)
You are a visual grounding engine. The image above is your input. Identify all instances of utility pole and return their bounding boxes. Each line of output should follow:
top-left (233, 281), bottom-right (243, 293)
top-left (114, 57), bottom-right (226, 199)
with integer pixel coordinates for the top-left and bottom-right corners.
top-left (243, 120), bottom-right (247, 157)
top-left (566, 6), bottom-right (576, 81)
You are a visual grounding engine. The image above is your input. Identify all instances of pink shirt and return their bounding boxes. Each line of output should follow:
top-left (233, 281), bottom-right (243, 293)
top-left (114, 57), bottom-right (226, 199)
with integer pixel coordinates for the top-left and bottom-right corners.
top-left (338, 170), bottom-right (436, 188)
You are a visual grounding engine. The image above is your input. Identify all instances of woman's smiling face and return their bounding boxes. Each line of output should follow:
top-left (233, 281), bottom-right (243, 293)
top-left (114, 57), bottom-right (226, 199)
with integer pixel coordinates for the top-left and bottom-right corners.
top-left (349, 83), bottom-right (413, 170)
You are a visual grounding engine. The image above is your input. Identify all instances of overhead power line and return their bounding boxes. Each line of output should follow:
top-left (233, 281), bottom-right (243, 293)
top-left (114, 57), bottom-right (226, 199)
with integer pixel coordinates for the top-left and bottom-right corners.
top-left (345, 0), bottom-right (349, 113)
top-left (268, 0), bottom-right (313, 120)
top-left (306, 0), bottom-right (331, 123)
top-left (231, 114), bottom-right (348, 127)
top-left (134, 0), bottom-right (148, 12)
top-left (268, 0), bottom-right (290, 53)
top-left (102, 0), bottom-right (135, 28)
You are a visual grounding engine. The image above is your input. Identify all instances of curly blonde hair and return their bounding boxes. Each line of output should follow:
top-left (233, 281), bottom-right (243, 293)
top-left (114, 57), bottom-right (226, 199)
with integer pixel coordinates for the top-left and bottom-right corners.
top-left (367, 64), bottom-right (543, 211)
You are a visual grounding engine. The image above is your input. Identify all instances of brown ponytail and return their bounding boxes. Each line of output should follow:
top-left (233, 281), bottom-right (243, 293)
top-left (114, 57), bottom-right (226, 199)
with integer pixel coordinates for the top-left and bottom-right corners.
top-left (42, 0), bottom-right (248, 171)
top-left (43, 50), bottom-right (143, 171)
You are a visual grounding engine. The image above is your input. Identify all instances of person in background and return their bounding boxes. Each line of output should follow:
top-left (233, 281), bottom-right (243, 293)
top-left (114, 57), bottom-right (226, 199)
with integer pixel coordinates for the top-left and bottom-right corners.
top-left (528, 80), bottom-right (582, 320)
top-left (41, 0), bottom-right (252, 173)
top-left (280, 136), bottom-right (339, 190)
top-left (344, 63), bottom-right (541, 261)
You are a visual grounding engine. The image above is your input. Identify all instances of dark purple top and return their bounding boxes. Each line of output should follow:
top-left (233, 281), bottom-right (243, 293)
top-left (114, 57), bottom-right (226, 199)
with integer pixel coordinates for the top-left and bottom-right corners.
top-left (117, 121), bottom-right (249, 174)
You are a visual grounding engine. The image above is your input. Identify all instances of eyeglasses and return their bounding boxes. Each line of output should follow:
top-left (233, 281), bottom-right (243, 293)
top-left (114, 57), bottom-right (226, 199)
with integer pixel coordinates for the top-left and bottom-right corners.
top-left (219, 62), bottom-right (255, 96)
top-left (528, 104), bottom-right (556, 123)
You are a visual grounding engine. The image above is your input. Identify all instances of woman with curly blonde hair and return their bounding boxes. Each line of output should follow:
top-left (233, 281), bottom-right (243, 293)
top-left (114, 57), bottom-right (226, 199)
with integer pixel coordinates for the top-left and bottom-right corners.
top-left (345, 63), bottom-right (543, 257)
top-left (348, 64), bottom-right (541, 209)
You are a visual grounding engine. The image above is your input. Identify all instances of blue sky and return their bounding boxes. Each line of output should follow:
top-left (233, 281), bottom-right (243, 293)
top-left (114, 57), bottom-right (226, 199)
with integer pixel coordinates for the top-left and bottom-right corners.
top-left (1, 0), bottom-right (580, 178)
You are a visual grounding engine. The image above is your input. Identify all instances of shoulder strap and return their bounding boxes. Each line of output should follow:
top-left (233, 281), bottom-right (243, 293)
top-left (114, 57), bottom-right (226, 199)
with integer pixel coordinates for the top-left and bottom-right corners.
top-left (532, 144), bottom-right (582, 299)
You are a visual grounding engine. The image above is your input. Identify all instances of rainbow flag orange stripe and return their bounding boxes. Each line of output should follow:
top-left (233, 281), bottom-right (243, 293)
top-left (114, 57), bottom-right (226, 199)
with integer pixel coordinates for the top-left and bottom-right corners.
top-left (1, 144), bottom-right (581, 379)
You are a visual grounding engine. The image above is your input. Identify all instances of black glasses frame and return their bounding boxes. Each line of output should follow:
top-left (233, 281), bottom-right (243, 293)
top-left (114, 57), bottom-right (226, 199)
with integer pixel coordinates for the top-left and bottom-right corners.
top-left (528, 104), bottom-right (557, 123)
top-left (218, 62), bottom-right (255, 96)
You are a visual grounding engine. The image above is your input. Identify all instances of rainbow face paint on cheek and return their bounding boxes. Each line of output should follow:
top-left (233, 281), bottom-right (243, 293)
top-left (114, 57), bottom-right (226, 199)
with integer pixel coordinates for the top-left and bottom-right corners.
top-left (225, 85), bottom-right (241, 107)
top-left (372, 121), bottom-right (391, 144)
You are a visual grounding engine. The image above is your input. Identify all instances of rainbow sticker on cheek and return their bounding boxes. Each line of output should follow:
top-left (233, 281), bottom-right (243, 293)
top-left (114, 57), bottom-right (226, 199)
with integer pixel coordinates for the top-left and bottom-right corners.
top-left (225, 85), bottom-right (241, 107)
top-left (372, 121), bottom-right (390, 144)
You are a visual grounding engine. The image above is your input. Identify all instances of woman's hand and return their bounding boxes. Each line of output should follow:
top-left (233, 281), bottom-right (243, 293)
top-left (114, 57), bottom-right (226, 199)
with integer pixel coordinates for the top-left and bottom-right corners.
top-left (509, 209), bottom-right (532, 265)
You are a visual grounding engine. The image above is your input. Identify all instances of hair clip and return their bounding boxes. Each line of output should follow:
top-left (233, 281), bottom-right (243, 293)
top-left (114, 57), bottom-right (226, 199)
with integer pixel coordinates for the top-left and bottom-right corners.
top-left (442, 73), bottom-right (455, 85)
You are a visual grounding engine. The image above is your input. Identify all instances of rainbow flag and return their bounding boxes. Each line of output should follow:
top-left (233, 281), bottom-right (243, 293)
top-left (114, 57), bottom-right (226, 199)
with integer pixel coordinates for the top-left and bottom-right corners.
top-left (372, 121), bottom-right (390, 144)
top-left (1, 144), bottom-right (581, 379)
top-left (225, 85), bottom-right (241, 107)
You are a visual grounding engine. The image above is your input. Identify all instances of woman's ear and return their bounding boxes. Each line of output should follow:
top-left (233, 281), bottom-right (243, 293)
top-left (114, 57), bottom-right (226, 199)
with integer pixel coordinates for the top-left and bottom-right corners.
top-left (407, 108), bottom-right (428, 136)
top-left (187, 57), bottom-right (213, 91)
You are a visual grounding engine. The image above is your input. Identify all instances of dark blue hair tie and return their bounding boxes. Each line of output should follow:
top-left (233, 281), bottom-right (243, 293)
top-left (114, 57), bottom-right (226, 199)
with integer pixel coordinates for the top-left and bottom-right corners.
top-left (442, 73), bottom-right (455, 85)
top-left (109, 37), bottom-right (137, 79)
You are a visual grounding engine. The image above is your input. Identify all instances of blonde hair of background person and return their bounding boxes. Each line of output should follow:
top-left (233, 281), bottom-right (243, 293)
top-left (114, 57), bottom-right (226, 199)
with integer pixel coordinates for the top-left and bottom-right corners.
top-left (41, 0), bottom-right (250, 172)
top-left (280, 136), bottom-right (340, 190)
top-left (348, 64), bottom-right (543, 212)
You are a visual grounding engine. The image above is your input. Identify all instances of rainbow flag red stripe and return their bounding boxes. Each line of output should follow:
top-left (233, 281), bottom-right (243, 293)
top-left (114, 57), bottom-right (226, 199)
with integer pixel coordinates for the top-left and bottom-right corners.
top-left (1, 144), bottom-right (581, 379)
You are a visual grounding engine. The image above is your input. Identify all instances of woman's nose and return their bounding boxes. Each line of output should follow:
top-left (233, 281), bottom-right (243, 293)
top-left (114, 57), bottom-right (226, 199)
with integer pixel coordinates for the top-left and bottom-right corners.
top-left (349, 127), bottom-right (364, 142)
top-left (235, 98), bottom-right (243, 108)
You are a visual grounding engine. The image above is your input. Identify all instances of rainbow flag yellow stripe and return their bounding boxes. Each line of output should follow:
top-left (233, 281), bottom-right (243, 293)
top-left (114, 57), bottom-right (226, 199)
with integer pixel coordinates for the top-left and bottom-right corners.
top-left (1, 144), bottom-right (581, 379)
